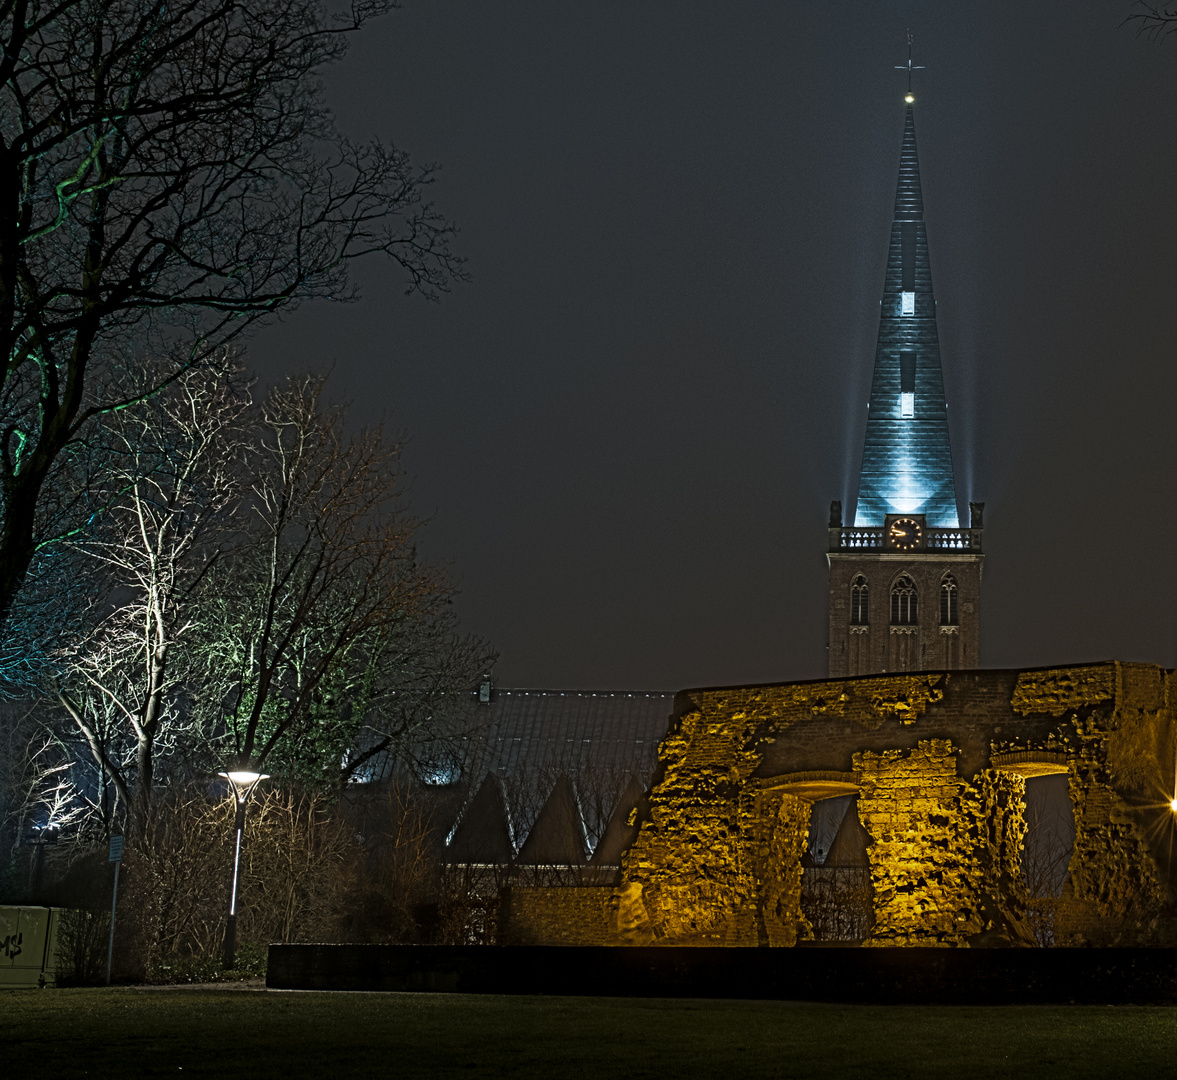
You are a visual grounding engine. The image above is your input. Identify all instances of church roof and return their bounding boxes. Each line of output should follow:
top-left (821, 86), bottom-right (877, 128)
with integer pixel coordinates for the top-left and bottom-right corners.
top-left (445, 687), bottom-right (673, 863)
top-left (514, 774), bottom-right (588, 865)
top-left (854, 102), bottom-right (959, 528)
top-left (458, 688), bottom-right (672, 783)
top-left (445, 772), bottom-right (514, 864)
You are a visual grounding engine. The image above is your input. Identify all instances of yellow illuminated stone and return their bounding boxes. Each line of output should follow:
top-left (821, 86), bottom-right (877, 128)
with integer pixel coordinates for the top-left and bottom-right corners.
top-left (504, 663), bottom-right (1177, 951)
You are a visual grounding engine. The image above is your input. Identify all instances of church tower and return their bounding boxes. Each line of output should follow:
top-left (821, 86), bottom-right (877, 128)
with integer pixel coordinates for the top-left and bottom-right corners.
top-left (827, 67), bottom-right (983, 677)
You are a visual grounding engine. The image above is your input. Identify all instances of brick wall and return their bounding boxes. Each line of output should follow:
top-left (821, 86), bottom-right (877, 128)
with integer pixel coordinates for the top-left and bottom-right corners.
top-left (499, 887), bottom-right (618, 946)
top-left (827, 553), bottom-right (982, 677)
top-left (553, 662), bottom-right (1177, 948)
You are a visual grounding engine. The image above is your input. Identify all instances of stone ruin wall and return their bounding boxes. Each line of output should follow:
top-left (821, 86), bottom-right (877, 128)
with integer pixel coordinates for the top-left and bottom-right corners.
top-left (502, 662), bottom-right (1177, 948)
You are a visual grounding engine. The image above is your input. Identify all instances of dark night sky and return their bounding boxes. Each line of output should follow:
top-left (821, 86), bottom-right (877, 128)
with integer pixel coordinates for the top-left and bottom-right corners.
top-left (246, 1), bottom-right (1177, 690)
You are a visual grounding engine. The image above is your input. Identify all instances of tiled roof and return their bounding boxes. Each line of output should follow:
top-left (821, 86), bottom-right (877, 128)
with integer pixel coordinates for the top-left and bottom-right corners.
top-left (458, 689), bottom-right (673, 781)
top-left (445, 687), bottom-right (674, 863)
top-left (445, 773), bottom-right (515, 864)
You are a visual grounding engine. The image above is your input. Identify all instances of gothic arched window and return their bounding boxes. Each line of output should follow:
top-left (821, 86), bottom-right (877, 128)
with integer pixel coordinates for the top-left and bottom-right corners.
top-left (891, 576), bottom-right (918, 625)
top-left (850, 575), bottom-right (869, 625)
top-left (940, 574), bottom-right (958, 626)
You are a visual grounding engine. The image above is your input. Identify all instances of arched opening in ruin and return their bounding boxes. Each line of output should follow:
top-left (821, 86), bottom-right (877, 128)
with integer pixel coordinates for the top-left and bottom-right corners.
top-left (1021, 772), bottom-right (1076, 946)
top-left (800, 794), bottom-right (874, 943)
top-left (990, 753), bottom-right (1076, 946)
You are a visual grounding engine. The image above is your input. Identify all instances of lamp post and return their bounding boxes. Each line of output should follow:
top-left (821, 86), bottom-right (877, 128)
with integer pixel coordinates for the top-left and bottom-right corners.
top-left (27, 821), bottom-right (59, 901)
top-left (219, 769), bottom-right (268, 969)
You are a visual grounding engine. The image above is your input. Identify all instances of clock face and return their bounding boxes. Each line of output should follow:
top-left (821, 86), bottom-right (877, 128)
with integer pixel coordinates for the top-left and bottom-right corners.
top-left (888, 517), bottom-right (923, 550)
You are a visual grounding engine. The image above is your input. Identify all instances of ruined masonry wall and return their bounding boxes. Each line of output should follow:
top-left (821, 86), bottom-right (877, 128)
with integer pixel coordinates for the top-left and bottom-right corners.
top-left (1011, 665), bottom-right (1176, 945)
top-left (500, 663), bottom-right (1177, 948)
top-left (856, 740), bottom-right (982, 945)
top-left (615, 676), bottom-right (946, 946)
top-left (499, 887), bottom-right (616, 946)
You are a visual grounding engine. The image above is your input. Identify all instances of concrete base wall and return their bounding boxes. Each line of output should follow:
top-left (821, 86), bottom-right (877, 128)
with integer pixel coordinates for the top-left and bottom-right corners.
top-left (267, 943), bottom-right (1177, 1004)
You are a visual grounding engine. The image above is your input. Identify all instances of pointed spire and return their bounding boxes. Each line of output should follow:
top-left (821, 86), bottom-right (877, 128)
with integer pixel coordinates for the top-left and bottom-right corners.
top-left (853, 95), bottom-right (959, 528)
top-left (894, 106), bottom-right (924, 220)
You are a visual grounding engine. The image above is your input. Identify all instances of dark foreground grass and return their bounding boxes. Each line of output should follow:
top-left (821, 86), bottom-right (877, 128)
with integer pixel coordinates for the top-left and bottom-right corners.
top-left (3, 987), bottom-right (1177, 1079)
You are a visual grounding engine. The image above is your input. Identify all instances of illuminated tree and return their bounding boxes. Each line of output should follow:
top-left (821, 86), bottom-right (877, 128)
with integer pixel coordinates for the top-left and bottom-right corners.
top-left (0, 0), bottom-right (462, 664)
top-left (55, 358), bottom-right (250, 829)
top-left (49, 369), bottom-right (487, 827)
top-left (190, 374), bottom-right (489, 785)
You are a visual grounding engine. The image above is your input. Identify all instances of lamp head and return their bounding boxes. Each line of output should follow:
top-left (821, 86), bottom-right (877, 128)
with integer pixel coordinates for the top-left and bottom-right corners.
top-left (1170, 797), bottom-right (1177, 813)
top-left (219, 770), bottom-right (269, 801)
top-left (905, 93), bottom-right (915, 104)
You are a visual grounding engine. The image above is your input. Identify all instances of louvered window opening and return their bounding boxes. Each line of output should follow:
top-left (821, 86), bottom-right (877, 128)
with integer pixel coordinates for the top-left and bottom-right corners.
top-left (940, 574), bottom-right (958, 626)
top-left (850, 576), bottom-right (869, 625)
top-left (891, 577), bottom-right (918, 625)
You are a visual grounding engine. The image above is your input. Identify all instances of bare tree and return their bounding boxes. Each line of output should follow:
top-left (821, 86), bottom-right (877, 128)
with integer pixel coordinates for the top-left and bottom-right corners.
top-left (193, 374), bottom-right (487, 782)
top-left (38, 366), bottom-right (486, 841)
top-left (1022, 784), bottom-right (1076, 947)
top-left (1127, 3), bottom-right (1177, 37)
top-left (0, 0), bottom-right (463, 654)
top-left (0, 702), bottom-right (86, 864)
top-left (53, 358), bottom-right (250, 828)
top-left (338, 778), bottom-right (454, 943)
top-left (115, 782), bottom-right (353, 977)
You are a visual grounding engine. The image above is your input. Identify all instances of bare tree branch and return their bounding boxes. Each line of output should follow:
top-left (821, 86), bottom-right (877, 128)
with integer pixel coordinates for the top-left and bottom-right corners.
top-left (0, 0), bottom-right (464, 656)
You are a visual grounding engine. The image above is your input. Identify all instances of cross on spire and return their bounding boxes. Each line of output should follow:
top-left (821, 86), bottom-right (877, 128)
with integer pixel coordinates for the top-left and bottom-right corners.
top-left (895, 30), bottom-right (925, 100)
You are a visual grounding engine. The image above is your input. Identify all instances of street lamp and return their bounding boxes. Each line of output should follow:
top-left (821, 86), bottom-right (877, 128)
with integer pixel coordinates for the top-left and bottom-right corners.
top-left (218, 769), bottom-right (268, 969)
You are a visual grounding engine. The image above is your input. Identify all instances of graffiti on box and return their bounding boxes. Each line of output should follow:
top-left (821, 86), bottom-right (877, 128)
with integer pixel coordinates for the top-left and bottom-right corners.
top-left (2, 932), bottom-right (22, 960)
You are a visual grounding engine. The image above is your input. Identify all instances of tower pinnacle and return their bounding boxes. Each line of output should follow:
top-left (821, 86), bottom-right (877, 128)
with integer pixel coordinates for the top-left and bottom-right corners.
top-left (826, 59), bottom-right (983, 679)
top-left (895, 30), bottom-right (924, 101)
top-left (853, 91), bottom-right (958, 528)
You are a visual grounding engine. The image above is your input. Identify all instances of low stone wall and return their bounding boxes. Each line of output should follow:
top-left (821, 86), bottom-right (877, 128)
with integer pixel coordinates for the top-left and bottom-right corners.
top-left (499, 887), bottom-right (617, 945)
top-left (267, 943), bottom-right (1177, 1004)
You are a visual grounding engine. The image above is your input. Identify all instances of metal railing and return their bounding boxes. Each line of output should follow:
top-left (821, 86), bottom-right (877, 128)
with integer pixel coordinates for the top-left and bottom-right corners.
top-left (829, 527), bottom-right (982, 553)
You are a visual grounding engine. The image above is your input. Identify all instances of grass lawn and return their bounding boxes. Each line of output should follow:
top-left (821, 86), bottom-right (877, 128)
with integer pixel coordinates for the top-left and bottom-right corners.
top-left (3, 987), bottom-right (1177, 1079)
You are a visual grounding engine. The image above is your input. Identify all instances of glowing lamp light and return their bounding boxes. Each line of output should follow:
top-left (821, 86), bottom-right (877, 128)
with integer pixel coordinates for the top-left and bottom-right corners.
top-left (1170, 797), bottom-right (1177, 813)
top-left (905, 93), bottom-right (915, 104)
top-left (223, 770), bottom-right (267, 794)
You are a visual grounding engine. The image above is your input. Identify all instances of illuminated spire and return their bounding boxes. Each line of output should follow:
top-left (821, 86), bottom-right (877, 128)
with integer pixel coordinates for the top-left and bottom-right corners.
top-left (853, 76), bottom-right (959, 528)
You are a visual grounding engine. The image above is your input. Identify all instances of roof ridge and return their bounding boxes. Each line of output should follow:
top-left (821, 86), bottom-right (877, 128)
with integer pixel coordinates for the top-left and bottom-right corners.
top-left (494, 688), bottom-right (674, 697)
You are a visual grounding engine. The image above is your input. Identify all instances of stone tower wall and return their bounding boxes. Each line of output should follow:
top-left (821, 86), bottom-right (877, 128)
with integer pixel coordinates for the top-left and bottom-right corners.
top-left (827, 553), bottom-right (981, 677)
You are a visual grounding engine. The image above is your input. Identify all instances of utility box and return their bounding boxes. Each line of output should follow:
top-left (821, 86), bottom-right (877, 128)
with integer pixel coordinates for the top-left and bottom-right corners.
top-left (0, 906), bottom-right (60, 987)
